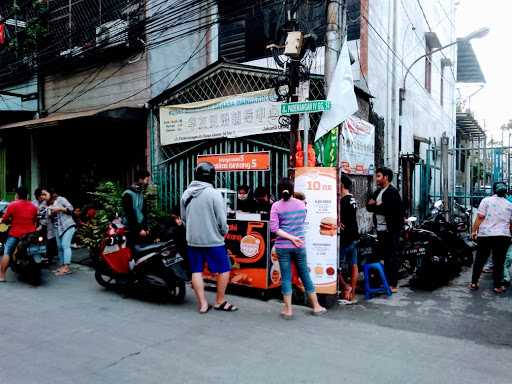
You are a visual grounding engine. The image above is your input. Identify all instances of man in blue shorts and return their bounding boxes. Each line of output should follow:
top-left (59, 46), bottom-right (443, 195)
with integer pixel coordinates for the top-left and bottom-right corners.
top-left (181, 162), bottom-right (238, 314)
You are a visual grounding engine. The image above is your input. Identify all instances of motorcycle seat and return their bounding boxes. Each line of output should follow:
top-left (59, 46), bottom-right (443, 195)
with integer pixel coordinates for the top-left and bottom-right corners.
top-left (134, 243), bottom-right (164, 256)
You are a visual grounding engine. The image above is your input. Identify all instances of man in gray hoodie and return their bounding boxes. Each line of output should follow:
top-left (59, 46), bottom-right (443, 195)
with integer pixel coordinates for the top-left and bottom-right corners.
top-left (181, 162), bottom-right (237, 314)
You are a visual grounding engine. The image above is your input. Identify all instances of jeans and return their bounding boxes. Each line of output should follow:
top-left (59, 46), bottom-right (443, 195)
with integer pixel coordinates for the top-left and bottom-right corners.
top-left (276, 247), bottom-right (315, 296)
top-left (56, 227), bottom-right (76, 265)
top-left (377, 231), bottom-right (400, 287)
top-left (340, 241), bottom-right (358, 266)
top-left (503, 245), bottom-right (512, 283)
top-left (472, 236), bottom-right (509, 289)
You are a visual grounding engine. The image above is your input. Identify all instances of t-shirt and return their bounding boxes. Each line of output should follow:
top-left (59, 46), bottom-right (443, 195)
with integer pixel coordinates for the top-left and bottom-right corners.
top-left (2, 200), bottom-right (38, 238)
top-left (270, 198), bottom-right (306, 249)
top-left (340, 194), bottom-right (359, 245)
top-left (477, 195), bottom-right (512, 237)
top-left (376, 186), bottom-right (389, 232)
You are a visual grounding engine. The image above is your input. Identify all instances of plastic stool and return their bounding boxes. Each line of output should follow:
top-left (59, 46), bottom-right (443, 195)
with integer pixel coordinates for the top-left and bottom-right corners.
top-left (363, 262), bottom-right (392, 300)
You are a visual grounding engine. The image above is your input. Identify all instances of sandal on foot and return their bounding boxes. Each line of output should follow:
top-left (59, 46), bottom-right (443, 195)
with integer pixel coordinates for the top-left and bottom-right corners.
top-left (469, 283), bottom-right (479, 291)
top-left (312, 308), bottom-right (327, 316)
top-left (280, 313), bottom-right (294, 320)
top-left (55, 269), bottom-right (73, 276)
top-left (214, 301), bottom-right (238, 312)
top-left (493, 287), bottom-right (505, 294)
top-left (199, 305), bottom-right (213, 314)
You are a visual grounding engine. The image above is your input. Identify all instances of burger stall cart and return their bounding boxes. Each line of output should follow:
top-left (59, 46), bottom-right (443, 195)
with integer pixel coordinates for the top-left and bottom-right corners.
top-left (195, 152), bottom-right (283, 294)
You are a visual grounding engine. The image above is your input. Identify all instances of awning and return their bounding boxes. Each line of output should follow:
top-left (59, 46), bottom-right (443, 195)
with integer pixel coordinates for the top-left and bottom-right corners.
top-left (0, 105), bottom-right (145, 130)
top-left (456, 111), bottom-right (486, 140)
top-left (457, 40), bottom-right (485, 83)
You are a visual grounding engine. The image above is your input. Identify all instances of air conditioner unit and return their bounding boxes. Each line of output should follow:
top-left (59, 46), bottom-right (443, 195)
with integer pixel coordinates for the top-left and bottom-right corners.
top-left (96, 19), bottom-right (129, 49)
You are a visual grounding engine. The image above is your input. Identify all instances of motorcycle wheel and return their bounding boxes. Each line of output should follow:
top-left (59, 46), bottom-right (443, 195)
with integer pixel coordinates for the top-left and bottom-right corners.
top-left (95, 269), bottom-right (117, 289)
top-left (168, 280), bottom-right (186, 304)
top-left (24, 265), bottom-right (42, 286)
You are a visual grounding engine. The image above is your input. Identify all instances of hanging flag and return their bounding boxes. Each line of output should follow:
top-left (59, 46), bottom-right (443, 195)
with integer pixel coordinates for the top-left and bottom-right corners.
top-left (314, 126), bottom-right (338, 167)
top-left (314, 37), bottom-right (358, 142)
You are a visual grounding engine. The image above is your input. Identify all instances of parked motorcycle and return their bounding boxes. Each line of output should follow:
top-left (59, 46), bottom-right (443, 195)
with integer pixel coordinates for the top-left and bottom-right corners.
top-left (0, 205), bottom-right (48, 286)
top-left (94, 221), bottom-right (188, 303)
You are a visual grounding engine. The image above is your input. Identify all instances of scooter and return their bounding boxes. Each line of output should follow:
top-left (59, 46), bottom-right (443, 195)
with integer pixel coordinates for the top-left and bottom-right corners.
top-left (94, 221), bottom-right (188, 303)
top-left (9, 231), bottom-right (47, 286)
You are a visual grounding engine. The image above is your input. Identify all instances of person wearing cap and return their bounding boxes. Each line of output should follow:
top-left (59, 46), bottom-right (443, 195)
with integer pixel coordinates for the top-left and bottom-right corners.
top-left (181, 162), bottom-right (238, 314)
top-left (470, 181), bottom-right (512, 294)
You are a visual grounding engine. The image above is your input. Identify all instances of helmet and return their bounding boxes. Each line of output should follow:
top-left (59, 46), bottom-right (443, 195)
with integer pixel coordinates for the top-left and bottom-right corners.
top-left (195, 162), bottom-right (216, 185)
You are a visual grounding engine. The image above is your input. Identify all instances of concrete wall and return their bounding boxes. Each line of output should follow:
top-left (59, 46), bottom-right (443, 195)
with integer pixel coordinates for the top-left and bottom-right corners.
top-left (147, 1), bottom-right (218, 99)
top-left (44, 57), bottom-right (150, 113)
top-left (367, 0), bottom-right (457, 171)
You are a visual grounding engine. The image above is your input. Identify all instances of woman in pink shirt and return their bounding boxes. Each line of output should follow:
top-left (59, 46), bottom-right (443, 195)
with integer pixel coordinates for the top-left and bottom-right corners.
top-left (270, 178), bottom-right (326, 319)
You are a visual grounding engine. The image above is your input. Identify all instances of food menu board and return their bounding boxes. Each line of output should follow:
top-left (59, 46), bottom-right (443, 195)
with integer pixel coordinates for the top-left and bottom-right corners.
top-left (294, 167), bottom-right (338, 294)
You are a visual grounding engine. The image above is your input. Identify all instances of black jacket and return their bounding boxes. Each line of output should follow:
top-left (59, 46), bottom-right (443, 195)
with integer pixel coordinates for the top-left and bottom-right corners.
top-left (366, 184), bottom-right (404, 233)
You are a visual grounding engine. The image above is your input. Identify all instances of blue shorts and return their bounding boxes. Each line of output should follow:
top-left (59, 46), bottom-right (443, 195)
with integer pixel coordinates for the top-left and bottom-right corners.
top-left (187, 245), bottom-right (231, 274)
top-left (3, 236), bottom-right (20, 257)
top-left (340, 241), bottom-right (358, 266)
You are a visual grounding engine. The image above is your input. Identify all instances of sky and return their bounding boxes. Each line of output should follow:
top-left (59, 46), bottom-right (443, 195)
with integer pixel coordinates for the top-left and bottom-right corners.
top-left (456, 0), bottom-right (511, 140)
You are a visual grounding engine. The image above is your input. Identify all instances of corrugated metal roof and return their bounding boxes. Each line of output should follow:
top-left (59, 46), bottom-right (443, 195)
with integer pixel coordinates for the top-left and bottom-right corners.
top-left (456, 111), bottom-right (486, 139)
top-left (457, 40), bottom-right (485, 83)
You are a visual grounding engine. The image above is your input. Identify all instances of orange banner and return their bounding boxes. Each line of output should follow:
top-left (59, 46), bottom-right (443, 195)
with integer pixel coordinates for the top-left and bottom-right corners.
top-left (197, 152), bottom-right (270, 172)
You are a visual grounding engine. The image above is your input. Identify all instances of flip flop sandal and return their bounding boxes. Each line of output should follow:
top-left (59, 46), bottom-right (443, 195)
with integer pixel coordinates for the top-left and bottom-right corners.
top-left (469, 283), bottom-right (479, 291)
top-left (493, 287), bottom-right (505, 294)
top-left (312, 308), bottom-right (327, 316)
top-left (280, 313), bottom-right (294, 320)
top-left (55, 270), bottom-right (73, 276)
top-left (338, 299), bottom-right (358, 305)
top-left (199, 305), bottom-right (213, 314)
top-left (214, 301), bottom-right (238, 312)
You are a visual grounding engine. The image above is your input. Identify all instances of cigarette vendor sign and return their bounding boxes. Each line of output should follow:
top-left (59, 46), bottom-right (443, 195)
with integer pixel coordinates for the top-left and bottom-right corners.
top-left (159, 89), bottom-right (285, 145)
top-left (197, 152), bottom-right (270, 172)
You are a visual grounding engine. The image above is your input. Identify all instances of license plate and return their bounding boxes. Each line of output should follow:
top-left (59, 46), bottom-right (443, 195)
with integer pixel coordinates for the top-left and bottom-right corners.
top-left (162, 255), bottom-right (183, 267)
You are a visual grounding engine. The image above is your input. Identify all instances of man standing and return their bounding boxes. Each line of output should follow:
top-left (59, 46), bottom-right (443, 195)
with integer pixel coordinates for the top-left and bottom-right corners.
top-left (181, 162), bottom-right (237, 314)
top-left (0, 187), bottom-right (38, 282)
top-left (366, 167), bottom-right (404, 292)
top-left (122, 170), bottom-right (150, 251)
top-left (338, 174), bottom-right (359, 304)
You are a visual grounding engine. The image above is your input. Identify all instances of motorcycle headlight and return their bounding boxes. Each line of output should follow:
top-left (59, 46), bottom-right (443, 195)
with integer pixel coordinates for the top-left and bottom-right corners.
top-left (38, 236), bottom-right (44, 242)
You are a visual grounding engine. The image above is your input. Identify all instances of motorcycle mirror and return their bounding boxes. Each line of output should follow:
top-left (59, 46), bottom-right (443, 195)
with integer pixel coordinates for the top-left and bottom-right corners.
top-left (407, 216), bottom-right (417, 222)
top-left (434, 200), bottom-right (444, 209)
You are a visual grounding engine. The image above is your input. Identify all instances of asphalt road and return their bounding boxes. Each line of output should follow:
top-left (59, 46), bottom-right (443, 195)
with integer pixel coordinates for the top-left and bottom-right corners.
top-left (1, 265), bottom-right (511, 384)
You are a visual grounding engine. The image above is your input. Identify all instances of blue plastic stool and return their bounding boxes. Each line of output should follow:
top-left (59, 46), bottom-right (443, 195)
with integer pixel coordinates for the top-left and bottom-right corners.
top-left (363, 262), bottom-right (392, 300)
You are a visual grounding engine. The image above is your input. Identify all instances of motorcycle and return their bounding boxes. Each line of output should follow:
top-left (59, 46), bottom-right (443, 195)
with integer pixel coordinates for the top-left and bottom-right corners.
top-left (421, 200), bottom-right (476, 268)
top-left (94, 221), bottom-right (188, 304)
top-left (0, 205), bottom-right (48, 286)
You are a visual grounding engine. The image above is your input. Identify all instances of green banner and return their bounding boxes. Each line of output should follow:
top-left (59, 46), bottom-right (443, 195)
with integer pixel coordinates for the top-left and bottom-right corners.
top-left (314, 127), bottom-right (338, 167)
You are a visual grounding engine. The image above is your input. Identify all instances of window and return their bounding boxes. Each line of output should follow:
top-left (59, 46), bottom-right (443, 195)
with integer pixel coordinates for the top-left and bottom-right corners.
top-left (425, 45), bottom-right (432, 93)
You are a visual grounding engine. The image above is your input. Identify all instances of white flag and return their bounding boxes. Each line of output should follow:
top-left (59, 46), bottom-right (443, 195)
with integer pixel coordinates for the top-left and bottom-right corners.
top-left (315, 38), bottom-right (358, 142)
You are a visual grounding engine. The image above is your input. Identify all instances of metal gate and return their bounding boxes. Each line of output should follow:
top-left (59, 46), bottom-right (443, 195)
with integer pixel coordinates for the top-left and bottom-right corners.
top-left (415, 142), bottom-right (510, 219)
top-left (150, 61), bottom-right (326, 211)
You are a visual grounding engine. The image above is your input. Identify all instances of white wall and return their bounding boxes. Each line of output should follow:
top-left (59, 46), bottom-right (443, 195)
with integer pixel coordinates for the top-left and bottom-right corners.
top-left (367, 0), bottom-right (457, 171)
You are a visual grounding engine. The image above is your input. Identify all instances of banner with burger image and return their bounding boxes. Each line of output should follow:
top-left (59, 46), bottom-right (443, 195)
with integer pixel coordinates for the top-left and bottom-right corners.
top-left (204, 220), bottom-right (278, 290)
top-left (294, 167), bottom-right (338, 294)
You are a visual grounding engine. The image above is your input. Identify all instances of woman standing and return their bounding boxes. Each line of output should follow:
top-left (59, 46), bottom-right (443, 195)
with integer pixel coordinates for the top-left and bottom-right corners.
top-left (46, 190), bottom-right (76, 276)
top-left (270, 178), bottom-right (326, 319)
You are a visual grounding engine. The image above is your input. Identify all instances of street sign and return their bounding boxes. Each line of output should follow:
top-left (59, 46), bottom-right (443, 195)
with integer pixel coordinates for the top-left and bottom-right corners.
top-left (280, 100), bottom-right (331, 115)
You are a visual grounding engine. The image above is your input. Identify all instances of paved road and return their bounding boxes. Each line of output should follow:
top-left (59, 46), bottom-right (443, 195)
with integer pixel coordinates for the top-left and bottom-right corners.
top-left (1, 265), bottom-right (510, 384)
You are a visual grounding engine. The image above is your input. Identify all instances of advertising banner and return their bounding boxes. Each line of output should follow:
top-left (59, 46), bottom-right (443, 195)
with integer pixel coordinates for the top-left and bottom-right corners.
top-left (204, 220), bottom-right (277, 290)
top-left (340, 116), bottom-right (375, 175)
top-left (197, 152), bottom-right (270, 172)
top-left (294, 167), bottom-right (338, 294)
top-left (159, 88), bottom-right (285, 145)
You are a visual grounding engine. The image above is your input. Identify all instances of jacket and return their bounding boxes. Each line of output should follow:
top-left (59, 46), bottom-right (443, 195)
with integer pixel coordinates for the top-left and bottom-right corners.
top-left (122, 185), bottom-right (147, 233)
top-left (181, 181), bottom-right (228, 247)
top-left (366, 184), bottom-right (404, 233)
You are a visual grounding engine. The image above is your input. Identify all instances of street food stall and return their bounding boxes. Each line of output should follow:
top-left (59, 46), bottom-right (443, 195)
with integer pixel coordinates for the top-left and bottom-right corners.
top-left (197, 152), bottom-right (283, 291)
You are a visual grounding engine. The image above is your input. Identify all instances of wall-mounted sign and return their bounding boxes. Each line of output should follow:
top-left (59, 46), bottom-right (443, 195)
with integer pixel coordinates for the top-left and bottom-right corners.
top-left (159, 89), bottom-right (285, 145)
top-left (197, 152), bottom-right (271, 172)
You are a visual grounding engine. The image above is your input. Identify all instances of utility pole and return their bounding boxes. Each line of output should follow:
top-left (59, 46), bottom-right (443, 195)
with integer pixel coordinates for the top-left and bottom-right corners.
top-left (325, 0), bottom-right (343, 94)
top-left (441, 133), bottom-right (450, 219)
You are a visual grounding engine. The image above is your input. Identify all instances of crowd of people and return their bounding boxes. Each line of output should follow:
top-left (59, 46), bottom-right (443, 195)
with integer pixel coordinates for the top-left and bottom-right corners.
top-left (1, 163), bottom-right (510, 317)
